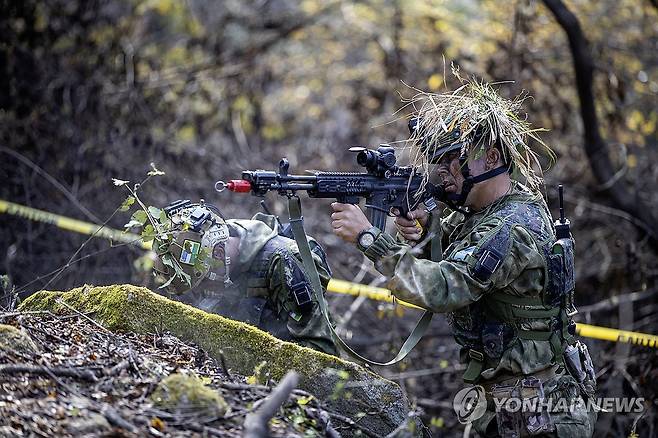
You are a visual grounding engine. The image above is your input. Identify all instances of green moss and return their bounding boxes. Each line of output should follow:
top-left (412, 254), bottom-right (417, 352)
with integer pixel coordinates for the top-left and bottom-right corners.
top-left (150, 373), bottom-right (228, 417)
top-left (19, 284), bottom-right (417, 436)
top-left (20, 285), bottom-right (360, 381)
top-left (0, 324), bottom-right (39, 354)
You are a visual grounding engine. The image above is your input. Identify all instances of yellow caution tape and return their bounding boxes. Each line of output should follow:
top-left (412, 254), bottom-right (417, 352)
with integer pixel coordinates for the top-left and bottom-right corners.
top-left (327, 278), bottom-right (425, 310)
top-left (575, 323), bottom-right (658, 348)
top-left (0, 199), bottom-right (151, 250)
top-left (3, 198), bottom-right (656, 348)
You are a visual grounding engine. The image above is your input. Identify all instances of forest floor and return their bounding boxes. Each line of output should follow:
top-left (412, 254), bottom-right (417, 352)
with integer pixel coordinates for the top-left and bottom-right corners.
top-left (0, 310), bottom-right (357, 437)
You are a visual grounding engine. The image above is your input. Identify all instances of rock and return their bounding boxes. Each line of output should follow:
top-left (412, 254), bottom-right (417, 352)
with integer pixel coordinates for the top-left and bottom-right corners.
top-left (20, 284), bottom-right (422, 437)
top-left (65, 412), bottom-right (111, 434)
top-left (150, 373), bottom-right (229, 418)
top-left (0, 324), bottom-right (39, 354)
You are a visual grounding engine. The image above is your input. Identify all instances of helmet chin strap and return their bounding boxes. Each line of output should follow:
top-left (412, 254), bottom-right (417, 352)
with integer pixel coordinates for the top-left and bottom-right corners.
top-left (439, 153), bottom-right (509, 212)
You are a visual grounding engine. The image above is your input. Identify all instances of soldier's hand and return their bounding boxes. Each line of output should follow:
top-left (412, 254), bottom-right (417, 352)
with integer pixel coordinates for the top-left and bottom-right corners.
top-left (394, 208), bottom-right (429, 244)
top-left (330, 203), bottom-right (372, 243)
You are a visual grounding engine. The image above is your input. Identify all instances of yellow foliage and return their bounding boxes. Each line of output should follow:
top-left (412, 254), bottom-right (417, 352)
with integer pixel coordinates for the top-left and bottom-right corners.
top-left (176, 125), bottom-right (196, 143)
top-left (351, 3), bottom-right (379, 23)
top-left (34, 3), bottom-right (47, 32)
top-left (232, 95), bottom-right (251, 112)
top-left (641, 113), bottom-right (656, 136)
top-left (163, 45), bottom-right (189, 66)
top-left (301, 0), bottom-right (321, 15)
top-left (430, 417), bottom-right (444, 428)
top-left (427, 74), bottom-right (443, 91)
top-left (627, 110), bottom-right (643, 131)
top-left (433, 20), bottom-right (449, 33)
top-left (627, 154), bottom-right (637, 169)
top-left (262, 124), bottom-right (286, 141)
top-left (155, 0), bottom-right (174, 15)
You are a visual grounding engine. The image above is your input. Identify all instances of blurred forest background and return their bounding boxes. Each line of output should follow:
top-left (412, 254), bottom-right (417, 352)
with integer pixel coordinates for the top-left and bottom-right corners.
top-left (1, 0), bottom-right (657, 436)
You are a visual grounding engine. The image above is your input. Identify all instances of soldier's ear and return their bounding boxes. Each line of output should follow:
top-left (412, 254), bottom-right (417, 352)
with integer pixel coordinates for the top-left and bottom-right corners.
top-left (485, 147), bottom-right (502, 169)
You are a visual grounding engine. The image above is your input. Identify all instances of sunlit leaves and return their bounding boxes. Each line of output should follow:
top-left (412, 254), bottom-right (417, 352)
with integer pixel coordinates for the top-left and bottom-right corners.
top-left (119, 196), bottom-right (135, 211)
top-left (112, 178), bottom-right (130, 186)
top-left (175, 124), bottom-right (195, 144)
top-left (427, 73), bottom-right (443, 91)
top-left (147, 163), bottom-right (165, 176)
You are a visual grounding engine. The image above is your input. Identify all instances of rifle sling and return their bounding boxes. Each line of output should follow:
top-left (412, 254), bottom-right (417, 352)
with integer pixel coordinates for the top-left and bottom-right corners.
top-left (287, 196), bottom-right (433, 366)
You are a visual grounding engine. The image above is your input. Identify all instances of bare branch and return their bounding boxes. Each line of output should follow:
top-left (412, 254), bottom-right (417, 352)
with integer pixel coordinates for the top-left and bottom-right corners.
top-left (243, 371), bottom-right (299, 438)
top-left (542, 0), bottom-right (658, 249)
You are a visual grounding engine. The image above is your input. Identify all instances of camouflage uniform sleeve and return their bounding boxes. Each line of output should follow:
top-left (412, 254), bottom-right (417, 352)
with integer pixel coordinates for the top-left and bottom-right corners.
top-left (393, 208), bottom-right (463, 261)
top-left (362, 217), bottom-right (543, 313)
top-left (266, 251), bottom-right (338, 356)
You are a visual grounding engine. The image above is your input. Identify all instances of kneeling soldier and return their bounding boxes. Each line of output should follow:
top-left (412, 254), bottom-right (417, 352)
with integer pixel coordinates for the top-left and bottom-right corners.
top-left (152, 200), bottom-right (337, 356)
top-left (330, 81), bottom-right (597, 436)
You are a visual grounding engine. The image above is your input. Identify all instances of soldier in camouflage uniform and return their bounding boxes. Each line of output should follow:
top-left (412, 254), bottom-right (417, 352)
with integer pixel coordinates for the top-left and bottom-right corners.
top-left (153, 200), bottom-right (337, 356)
top-left (330, 82), bottom-right (597, 436)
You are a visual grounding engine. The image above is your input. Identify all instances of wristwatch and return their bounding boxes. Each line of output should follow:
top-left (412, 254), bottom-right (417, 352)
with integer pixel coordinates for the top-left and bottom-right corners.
top-left (356, 227), bottom-right (381, 252)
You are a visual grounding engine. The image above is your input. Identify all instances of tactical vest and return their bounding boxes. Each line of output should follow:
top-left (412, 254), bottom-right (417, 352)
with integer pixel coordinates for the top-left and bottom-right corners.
top-left (447, 200), bottom-right (576, 383)
top-left (192, 234), bottom-right (321, 342)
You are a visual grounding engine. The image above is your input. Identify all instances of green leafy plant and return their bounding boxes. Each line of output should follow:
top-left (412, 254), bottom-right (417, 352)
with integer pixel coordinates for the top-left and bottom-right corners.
top-left (114, 163), bottom-right (201, 289)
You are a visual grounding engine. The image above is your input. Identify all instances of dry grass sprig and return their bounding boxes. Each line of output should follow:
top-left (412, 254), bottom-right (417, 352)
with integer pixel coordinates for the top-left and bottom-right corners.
top-left (402, 69), bottom-right (554, 194)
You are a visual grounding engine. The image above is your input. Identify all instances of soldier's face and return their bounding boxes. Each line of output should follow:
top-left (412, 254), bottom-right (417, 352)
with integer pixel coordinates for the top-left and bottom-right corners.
top-left (211, 236), bottom-right (241, 279)
top-left (432, 148), bottom-right (498, 207)
top-left (433, 152), bottom-right (464, 194)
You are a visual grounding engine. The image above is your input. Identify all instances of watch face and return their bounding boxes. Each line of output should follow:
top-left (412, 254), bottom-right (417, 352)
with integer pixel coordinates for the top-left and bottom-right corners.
top-left (359, 232), bottom-right (375, 248)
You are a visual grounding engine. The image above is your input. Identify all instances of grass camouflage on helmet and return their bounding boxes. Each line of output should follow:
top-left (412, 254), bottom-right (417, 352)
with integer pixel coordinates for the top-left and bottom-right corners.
top-left (403, 70), bottom-right (555, 196)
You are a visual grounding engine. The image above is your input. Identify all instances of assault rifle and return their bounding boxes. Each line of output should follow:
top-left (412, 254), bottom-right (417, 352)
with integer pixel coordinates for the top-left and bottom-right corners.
top-left (215, 145), bottom-right (439, 231)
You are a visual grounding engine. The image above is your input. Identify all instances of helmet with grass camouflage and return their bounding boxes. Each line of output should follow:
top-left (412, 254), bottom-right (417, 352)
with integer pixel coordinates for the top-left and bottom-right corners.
top-left (406, 77), bottom-right (554, 188)
top-left (153, 200), bottom-right (231, 295)
top-left (405, 75), bottom-right (555, 209)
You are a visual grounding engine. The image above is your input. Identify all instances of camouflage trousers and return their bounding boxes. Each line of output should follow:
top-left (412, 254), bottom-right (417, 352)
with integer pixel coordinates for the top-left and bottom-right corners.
top-left (473, 374), bottom-right (597, 437)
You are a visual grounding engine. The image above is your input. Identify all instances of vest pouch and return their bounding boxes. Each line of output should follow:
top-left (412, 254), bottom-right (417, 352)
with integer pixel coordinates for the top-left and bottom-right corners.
top-left (482, 322), bottom-right (514, 359)
top-left (520, 377), bottom-right (554, 435)
top-left (545, 238), bottom-right (575, 307)
top-left (492, 383), bottom-right (523, 437)
top-left (577, 341), bottom-right (597, 398)
top-left (563, 344), bottom-right (586, 383)
top-left (493, 378), bottom-right (555, 437)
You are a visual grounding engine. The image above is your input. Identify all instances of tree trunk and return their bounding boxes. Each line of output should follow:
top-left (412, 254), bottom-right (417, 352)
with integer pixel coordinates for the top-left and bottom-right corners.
top-left (542, 0), bottom-right (658, 249)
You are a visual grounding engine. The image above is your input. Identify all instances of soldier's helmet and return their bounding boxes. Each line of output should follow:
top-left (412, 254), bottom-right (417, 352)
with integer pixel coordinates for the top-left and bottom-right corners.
top-left (153, 200), bottom-right (230, 295)
top-left (406, 77), bottom-right (554, 194)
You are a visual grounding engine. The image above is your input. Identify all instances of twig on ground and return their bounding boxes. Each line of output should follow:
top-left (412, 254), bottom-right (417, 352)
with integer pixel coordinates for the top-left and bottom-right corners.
top-left (105, 359), bottom-right (131, 377)
top-left (315, 408), bottom-right (342, 438)
top-left (243, 371), bottom-right (299, 438)
top-left (0, 364), bottom-right (99, 382)
top-left (327, 411), bottom-right (380, 438)
top-left (55, 298), bottom-right (110, 333)
top-left (101, 405), bottom-right (139, 434)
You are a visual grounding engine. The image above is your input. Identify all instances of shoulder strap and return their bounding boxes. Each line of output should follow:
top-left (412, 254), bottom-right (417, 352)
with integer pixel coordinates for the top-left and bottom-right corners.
top-left (287, 196), bottom-right (433, 366)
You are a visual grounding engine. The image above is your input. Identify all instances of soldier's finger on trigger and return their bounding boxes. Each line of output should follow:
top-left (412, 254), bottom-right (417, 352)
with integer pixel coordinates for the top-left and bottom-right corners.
top-left (408, 210), bottom-right (426, 220)
top-left (396, 217), bottom-right (416, 227)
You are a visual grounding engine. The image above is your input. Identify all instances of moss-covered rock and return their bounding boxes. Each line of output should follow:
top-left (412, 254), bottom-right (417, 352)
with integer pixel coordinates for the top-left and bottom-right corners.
top-left (151, 373), bottom-right (229, 417)
top-left (0, 324), bottom-right (39, 354)
top-left (20, 284), bottom-right (420, 437)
